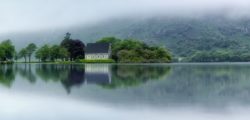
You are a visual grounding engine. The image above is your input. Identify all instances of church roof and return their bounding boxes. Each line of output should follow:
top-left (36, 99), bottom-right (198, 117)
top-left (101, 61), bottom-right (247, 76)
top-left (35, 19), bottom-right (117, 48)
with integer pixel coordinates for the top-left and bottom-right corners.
top-left (85, 43), bottom-right (110, 54)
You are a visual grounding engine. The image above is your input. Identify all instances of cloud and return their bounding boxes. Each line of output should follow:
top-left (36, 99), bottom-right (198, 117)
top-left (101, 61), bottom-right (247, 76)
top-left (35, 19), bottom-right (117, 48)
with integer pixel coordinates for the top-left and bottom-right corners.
top-left (1, 0), bottom-right (250, 34)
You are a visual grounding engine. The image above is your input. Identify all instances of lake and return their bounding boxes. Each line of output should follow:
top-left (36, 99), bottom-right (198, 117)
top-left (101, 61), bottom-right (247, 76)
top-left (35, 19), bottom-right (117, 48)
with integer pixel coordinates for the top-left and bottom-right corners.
top-left (1, 63), bottom-right (250, 120)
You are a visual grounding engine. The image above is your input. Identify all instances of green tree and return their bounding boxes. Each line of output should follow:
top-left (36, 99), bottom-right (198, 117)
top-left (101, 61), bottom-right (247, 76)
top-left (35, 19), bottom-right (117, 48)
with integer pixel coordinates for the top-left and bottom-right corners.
top-left (35, 45), bottom-right (51, 62)
top-left (49, 45), bottom-right (69, 61)
top-left (58, 47), bottom-right (69, 61)
top-left (0, 45), bottom-right (5, 61)
top-left (97, 37), bottom-right (121, 44)
top-left (14, 51), bottom-right (18, 62)
top-left (26, 43), bottom-right (37, 63)
top-left (35, 48), bottom-right (42, 62)
top-left (50, 45), bottom-right (60, 61)
top-left (0, 40), bottom-right (15, 61)
top-left (19, 48), bottom-right (28, 62)
top-left (97, 37), bottom-right (171, 63)
top-left (60, 32), bottom-right (71, 51)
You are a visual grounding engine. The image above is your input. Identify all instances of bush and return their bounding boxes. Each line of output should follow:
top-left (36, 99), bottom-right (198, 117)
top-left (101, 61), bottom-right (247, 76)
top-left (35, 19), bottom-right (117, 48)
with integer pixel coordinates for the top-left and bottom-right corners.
top-left (97, 38), bottom-right (172, 63)
top-left (0, 61), bottom-right (14, 64)
top-left (79, 59), bottom-right (115, 63)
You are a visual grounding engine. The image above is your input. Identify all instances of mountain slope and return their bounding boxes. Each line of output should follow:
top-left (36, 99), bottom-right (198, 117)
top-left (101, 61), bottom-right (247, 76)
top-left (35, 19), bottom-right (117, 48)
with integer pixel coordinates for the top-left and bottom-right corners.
top-left (1, 16), bottom-right (250, 61)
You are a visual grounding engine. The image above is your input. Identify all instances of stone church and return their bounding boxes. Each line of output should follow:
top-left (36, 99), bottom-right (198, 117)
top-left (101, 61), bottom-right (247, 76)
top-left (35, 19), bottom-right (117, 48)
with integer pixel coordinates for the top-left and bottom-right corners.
top-left (85, 43), bottom-right (111, 60)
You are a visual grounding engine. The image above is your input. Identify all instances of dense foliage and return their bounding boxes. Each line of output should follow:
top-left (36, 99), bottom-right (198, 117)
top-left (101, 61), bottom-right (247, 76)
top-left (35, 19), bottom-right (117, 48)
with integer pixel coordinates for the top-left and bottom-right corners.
top-left (16, 33), bottom-right (84, 62)
top-left (189, 50), bottom-right (250, 62)
top-left (61, 33), bottom-right (85, 61)
top-left (97, 37), bottom-right (171, 63)
top-left (18, 43), bottom-right (37, 62)
top-left (18, 48), bottom-right (28, 62)
top-left (0, 40), bottom-right (15, 62)
top-left (35, 44), bottom-right (69, 62)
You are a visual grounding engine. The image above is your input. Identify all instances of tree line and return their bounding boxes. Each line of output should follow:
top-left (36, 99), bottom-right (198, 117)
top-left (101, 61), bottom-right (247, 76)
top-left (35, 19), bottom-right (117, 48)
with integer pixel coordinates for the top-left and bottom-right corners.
top-left (0, 33), bottom-right (85, 63)
top-left (20, 32), bottom-right (85, 62)
top-left (97, 37), bottom-right (172, 63)
top-left (0, 33), bottom-right (172, 63)
top-left (187, 50), bottom-right (250, 62)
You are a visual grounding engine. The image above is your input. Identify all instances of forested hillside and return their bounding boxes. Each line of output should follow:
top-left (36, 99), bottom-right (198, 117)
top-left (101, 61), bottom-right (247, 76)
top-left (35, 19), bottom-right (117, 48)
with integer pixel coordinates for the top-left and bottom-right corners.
top-left (1, 16), bottom-right (250, 62)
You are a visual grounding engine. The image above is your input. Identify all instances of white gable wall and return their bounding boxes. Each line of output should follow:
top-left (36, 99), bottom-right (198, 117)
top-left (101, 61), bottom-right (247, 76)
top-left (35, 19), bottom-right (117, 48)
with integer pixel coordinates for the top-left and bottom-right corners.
top-left (85, 53), bottom-right (110, 60)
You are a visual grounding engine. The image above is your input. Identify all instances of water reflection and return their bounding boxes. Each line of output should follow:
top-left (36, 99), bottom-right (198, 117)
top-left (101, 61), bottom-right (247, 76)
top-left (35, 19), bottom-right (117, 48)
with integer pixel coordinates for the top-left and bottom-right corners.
top-left (17, 64), bottom-right (36, 83)
top-left (2, 63), bottom-right (250, 108)
top-left (0, 64), bottom-right (171, 93)
top-left (85, 64), bottom-right (111, 85)
top-left (0, 65), bottom-right (15, 87)
top-left (163, 64), bottom-right (250, 106)
top-left (2, 63), bottom-right (250, 120)
top-left (106, 65), bottom-right (171, 88)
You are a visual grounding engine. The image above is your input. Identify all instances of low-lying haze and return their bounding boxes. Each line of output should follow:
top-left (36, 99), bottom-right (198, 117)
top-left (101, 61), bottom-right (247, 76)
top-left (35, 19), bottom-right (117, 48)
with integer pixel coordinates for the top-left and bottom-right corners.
top-left (1, 0), bottom-right (250, 34)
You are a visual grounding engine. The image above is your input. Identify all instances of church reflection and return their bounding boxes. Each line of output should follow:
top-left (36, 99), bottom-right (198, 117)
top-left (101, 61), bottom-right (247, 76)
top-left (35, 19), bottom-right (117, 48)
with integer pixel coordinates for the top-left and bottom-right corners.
top-left (85, 64), bottom-right (111, 85)
top-left (60, 64), bottom-right (112, 93)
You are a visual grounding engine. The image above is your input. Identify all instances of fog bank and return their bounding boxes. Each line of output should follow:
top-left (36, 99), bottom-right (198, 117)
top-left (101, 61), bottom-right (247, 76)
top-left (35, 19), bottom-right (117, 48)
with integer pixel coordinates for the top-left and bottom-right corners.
top-left (1, 0), bottom-right (250, 34)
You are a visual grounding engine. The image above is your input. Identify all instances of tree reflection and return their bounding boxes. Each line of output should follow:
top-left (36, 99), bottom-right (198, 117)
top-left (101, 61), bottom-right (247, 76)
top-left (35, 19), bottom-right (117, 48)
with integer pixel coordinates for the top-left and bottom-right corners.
top-left (35, 64), bottom-right (85, 93)
top-left (146, 65), bottom-right (250, 106)
top-left (103, 65), bottom-right (171, 89)
top-left (16, 64), bottom-right (36, 83)
top-left (61, 66), bottom-right (85, 93)
top-left (0, 65), bottom-right (15, 87)
top-left (0, 64), bottom-right (171, 92)
top-left (35, 64), bottom-right (69, 82)
top-left (34, 64), bottom-right (172, 91)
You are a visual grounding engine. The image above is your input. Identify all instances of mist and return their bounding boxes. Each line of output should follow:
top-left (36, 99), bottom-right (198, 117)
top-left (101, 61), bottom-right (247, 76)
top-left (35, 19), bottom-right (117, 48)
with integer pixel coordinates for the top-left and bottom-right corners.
top-left (1, 89), bottom-right (250, 120)
top-left (1, 0), bottom-right (250, 34)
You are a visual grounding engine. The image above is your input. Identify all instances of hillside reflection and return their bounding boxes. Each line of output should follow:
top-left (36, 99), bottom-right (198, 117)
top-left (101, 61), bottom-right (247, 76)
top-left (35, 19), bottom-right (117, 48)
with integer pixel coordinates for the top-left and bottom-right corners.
top-left (0, 64), bottom-right (171, 93)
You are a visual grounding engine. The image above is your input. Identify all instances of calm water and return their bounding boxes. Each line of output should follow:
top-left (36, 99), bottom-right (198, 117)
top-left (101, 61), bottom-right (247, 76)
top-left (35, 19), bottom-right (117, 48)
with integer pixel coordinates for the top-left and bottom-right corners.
top-left (1, 63), bottom-right (250, 120)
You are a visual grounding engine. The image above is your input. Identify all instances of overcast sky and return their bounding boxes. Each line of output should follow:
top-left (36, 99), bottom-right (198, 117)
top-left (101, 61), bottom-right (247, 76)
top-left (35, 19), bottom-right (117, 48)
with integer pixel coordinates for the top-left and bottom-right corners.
top-left (1, 0), bottom-right (250, 34)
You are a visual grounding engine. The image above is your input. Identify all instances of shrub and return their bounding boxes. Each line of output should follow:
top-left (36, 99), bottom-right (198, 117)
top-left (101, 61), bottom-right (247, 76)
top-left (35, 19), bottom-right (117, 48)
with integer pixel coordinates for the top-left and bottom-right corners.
top-left (79, 59), bottom-right (115, 63)
top-left (0, 61), bottom-right (14, 64)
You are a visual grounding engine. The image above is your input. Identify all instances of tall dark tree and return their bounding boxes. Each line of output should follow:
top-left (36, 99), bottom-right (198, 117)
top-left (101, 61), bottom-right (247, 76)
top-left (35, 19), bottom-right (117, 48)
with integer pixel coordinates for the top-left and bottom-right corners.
top-left (68, 40), bottom-right (85, 60)
top-left (64, 32), bottom-right (71, 40)
top-left (60, 33), bottom-right (85, 61)
top-left (60, 32), bottom-right (71, 49)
